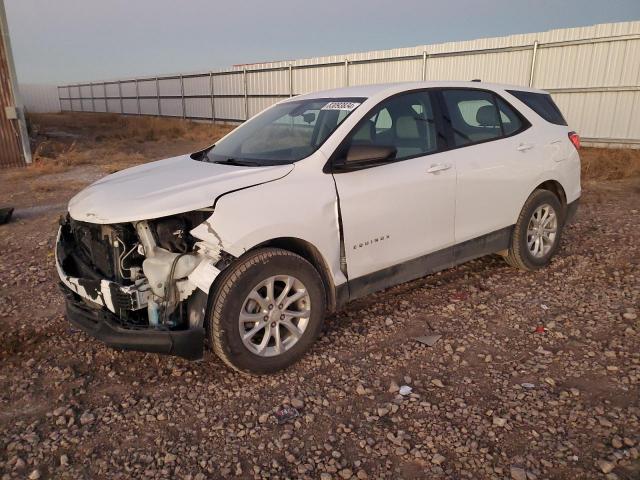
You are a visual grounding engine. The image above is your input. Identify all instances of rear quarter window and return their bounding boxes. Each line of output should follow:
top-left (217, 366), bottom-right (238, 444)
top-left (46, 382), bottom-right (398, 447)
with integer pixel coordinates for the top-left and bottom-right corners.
top-left (507, 90), bottom-right (567, 126)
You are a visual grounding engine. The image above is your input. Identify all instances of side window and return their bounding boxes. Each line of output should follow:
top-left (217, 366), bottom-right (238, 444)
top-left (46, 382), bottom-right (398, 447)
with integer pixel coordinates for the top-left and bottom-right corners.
top-left (442, 89), bottom-right (525, 146)
top-left (442, 90), bottom-right (501, 146)
top-left (345, 91), bottom-right (438, 162)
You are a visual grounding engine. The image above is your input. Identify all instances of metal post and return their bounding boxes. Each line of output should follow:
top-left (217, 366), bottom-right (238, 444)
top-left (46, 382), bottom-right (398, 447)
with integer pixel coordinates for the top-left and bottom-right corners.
top-left (289, 64), bottom-right (293, 97)
top-left (179, 74), bottom-right (186, 119)
top-left (68, 86), bottom-right (73, 111)
top-left (135, 78), bottom-right (141, 115)
top-left (243, 68), bottom-right (249, 120)
top-left (90, 83), bottom-right (95, 112)
top-left (529, 40), bottom-right (539, 87)
top-left (422, 51), bottom-right (428, 81)
top-left (79, 85), bottom-right (84, 112)
top-left (209, 72), bottom-right (216, 122)
top-left (103, 83), bottom-right (108, 112)
top-left (155, 77), bottom-right (161, 116)
top-left (57, 86), bottom-right (63, 111)
top-left (344, 59), bottom-right (349, 86)
top-left (117, 80), bottom-right (123, 113)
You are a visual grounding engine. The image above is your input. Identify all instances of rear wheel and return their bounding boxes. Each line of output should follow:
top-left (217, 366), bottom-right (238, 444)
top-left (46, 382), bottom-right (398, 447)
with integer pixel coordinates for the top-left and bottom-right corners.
top-left (208, 248), bottom-right (326, 374)
top-left (504, 189), bottom-right (564, 270)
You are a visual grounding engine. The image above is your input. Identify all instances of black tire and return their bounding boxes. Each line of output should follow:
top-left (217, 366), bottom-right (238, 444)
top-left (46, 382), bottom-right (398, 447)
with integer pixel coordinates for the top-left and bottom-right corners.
top-left (504, 189), bottom-right (564, 271)
top-left (208, 248), bottom-right (326, 374)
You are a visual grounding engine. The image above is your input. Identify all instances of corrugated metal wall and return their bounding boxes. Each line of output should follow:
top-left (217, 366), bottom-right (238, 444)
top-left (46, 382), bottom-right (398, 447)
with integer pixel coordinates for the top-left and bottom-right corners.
top-left (19, 83), bottom-right (61, 113)
top-left (0, 0), bottom-right (26, 168)
top-left (57, 21), bottom-right (640, 148)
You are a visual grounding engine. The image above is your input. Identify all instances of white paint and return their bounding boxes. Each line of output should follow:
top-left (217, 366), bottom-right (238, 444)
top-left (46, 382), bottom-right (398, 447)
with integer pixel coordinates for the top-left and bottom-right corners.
top-left (68, 154), bottom-right (294, 223)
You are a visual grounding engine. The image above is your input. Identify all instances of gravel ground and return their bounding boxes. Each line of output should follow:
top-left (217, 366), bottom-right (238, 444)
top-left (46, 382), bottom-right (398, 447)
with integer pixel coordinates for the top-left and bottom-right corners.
top-left (0, 166), bottom-right (639, 479)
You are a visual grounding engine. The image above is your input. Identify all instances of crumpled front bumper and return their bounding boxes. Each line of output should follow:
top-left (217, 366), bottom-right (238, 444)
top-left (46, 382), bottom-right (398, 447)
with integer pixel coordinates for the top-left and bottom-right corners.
top-left (56, 227), bottom-right (205, 361)
top-left (62, 288), bottom-right (204, 360)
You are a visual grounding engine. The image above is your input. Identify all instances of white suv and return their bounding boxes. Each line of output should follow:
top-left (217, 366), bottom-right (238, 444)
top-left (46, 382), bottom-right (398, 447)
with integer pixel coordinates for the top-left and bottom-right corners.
top-left (56, 81), bottom-right (581, 373)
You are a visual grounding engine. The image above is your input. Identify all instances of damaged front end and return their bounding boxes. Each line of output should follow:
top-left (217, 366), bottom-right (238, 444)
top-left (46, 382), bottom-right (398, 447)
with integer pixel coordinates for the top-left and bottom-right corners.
top-left (56, 212), bottom-right (229, 360)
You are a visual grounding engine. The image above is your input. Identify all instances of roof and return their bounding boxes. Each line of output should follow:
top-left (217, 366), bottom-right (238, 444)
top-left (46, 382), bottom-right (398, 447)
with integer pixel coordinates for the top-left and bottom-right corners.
top-left (287, 81), bottom-right (547, 102)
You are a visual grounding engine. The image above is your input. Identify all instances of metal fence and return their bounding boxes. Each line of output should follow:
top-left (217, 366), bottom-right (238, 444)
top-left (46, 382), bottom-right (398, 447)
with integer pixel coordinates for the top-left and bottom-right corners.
top-left (57, 21), bottom-right (640, 148)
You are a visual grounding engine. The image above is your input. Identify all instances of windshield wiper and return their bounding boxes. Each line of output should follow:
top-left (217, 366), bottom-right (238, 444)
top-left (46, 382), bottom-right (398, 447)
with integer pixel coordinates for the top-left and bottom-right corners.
top-left (212, 158), bottom-right (260, 167)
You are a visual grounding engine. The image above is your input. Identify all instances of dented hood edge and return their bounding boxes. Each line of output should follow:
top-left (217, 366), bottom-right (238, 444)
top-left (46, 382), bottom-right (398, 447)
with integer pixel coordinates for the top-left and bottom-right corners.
top-left (68, 155), bottom-right (294, 224)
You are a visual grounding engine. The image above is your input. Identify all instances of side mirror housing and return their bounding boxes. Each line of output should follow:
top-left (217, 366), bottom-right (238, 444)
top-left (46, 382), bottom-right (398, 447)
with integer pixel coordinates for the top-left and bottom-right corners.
top-left (333, 145), bottom-right (396, 172)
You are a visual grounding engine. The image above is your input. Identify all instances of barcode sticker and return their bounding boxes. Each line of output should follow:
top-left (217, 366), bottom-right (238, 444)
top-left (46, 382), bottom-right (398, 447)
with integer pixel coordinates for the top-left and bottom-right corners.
top-left (321, 102), bottom-right (360, 111)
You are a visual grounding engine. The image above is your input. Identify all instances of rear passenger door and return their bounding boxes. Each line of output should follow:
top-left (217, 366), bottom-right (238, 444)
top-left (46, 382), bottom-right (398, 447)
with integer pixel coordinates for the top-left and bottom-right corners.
top-left (437, 88), bottom-right (538, 244)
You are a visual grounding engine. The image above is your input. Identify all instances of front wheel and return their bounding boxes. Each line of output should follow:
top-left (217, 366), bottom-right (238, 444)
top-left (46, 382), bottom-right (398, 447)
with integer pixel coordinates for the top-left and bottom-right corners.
top-left (208, 248), bottom-right (326, 374)
top-left (504, 189), bottom-right (564, 270)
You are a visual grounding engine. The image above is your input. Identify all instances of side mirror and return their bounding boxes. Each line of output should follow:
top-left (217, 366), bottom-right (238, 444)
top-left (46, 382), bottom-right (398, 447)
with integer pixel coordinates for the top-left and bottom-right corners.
top-left (341, 144), bottom-right (396, 169)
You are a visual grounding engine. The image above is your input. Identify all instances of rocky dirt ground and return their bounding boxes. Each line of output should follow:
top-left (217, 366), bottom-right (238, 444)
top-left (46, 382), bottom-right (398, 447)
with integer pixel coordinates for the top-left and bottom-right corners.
top-left (0, 114), bottom-right (639, 479)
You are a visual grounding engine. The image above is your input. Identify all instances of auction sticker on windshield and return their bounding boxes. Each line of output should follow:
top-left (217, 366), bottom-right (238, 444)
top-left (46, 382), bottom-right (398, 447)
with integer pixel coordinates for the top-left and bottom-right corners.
top-left (321, 102), bottom-right (361, 111)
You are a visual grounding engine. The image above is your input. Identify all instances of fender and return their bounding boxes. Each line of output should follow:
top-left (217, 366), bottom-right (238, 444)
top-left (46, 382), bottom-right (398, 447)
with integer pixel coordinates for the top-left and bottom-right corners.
top-left (189, 164), bottom-right (348, 291)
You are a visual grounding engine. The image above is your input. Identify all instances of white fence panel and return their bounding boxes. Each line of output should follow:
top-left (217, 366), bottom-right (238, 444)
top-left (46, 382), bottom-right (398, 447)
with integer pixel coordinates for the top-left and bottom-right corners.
top-left (19, 84), bottom-right (60, 113)
top-left (57, 21), bottom-right (640, 146)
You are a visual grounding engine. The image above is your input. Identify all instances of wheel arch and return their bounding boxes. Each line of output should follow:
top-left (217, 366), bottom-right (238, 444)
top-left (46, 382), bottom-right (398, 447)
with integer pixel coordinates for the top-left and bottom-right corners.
top-left (252, 237), bottom-right (337, 313)
top-left (534, 179), bottom-right (567, 210)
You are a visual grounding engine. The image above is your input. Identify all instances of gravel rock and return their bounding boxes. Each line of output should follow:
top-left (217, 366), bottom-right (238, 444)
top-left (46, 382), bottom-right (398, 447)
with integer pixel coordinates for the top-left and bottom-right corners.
top-left (510, 466), bottom-right (527, 480)
top-left (79, 412), bottom-right (95, 425)
top-left (493, 416), bottom-right (507, 427)
top-left (597, 459), bottom-right (615, 474)
top-left (0, 157), bottom-right (638, 480)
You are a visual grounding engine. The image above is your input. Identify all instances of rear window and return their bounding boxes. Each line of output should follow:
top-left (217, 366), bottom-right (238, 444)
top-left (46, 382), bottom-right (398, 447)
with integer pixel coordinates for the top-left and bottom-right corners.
top-left (507, 90), bottom-right (567, 126)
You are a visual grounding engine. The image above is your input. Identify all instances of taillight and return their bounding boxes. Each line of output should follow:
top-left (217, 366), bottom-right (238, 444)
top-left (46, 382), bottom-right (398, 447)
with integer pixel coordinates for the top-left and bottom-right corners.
top-left (568, 131), bottom-right (580, 150)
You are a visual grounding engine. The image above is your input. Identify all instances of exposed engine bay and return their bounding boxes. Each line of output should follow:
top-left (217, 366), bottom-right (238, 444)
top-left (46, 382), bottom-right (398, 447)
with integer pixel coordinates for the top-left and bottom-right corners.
top-left (56, 212), bottom-right (233, 332)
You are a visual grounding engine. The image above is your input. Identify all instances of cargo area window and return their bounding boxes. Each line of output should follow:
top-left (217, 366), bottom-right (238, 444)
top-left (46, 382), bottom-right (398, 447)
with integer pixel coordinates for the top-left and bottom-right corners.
top-left (507, 90), bottom-right (567, 126)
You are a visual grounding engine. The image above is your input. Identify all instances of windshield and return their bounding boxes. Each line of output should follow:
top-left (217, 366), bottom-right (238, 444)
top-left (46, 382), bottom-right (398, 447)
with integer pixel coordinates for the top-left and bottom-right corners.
top-left (202, 97), bottom-right (365, 166)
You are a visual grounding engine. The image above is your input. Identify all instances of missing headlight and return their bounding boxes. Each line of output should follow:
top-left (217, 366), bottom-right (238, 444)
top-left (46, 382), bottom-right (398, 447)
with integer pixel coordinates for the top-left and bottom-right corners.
top-left (151, 211), bottom-right (212, 253)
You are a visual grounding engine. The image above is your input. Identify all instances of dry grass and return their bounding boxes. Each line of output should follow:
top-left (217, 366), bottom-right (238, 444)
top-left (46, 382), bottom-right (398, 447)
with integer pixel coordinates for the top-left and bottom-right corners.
top-left (15, 113), bottom-right (235, 180)
top-left (580, 147), bottom-right (640, 181)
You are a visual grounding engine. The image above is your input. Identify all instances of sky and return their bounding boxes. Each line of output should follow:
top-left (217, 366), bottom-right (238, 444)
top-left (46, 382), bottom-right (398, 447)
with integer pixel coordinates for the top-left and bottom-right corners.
top-left (5, 0), bottom-right (640, 85)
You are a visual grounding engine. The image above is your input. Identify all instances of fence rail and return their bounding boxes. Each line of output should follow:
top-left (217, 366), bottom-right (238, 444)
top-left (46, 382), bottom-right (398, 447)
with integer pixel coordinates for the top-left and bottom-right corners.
top-left (57, 21), bottom-right (640, 147)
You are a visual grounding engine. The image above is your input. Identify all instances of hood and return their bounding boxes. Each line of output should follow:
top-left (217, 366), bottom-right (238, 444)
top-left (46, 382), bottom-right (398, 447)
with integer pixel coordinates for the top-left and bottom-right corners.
top-left (68, 154), bottom-right (293, 224)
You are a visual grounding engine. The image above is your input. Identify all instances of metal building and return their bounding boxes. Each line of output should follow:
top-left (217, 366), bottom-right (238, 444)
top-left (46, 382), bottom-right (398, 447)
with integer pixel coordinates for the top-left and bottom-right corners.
top-left (0, 0), bottom-right (30, 168)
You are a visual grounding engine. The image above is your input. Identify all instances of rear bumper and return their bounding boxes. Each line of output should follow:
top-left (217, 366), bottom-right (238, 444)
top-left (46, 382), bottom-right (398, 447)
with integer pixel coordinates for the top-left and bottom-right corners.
top-left (64, 289), bottom-right (204, 361)
top-left (565, 197), bottom-right (580, 225)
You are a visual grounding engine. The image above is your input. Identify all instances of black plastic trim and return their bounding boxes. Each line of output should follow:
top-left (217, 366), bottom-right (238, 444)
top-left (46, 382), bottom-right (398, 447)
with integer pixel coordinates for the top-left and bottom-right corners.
top-left (565, 198), bottom-right (580, 224)
top-left (346, 225), bottom-right (513, 301)
top-left (63, 292), bottom-right (204, 361)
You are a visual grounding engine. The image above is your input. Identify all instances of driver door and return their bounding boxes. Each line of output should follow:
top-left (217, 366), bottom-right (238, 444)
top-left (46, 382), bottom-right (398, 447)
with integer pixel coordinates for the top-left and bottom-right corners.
top-left (331, 90), bottom-right (456, 298)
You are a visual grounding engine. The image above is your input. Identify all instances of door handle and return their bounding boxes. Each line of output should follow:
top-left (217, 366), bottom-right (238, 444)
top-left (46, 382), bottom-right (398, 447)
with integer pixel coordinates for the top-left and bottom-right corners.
top-left (426, 163), bottom-right (451, 174)
top-left (516, 143), bottom-right (534, 152)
